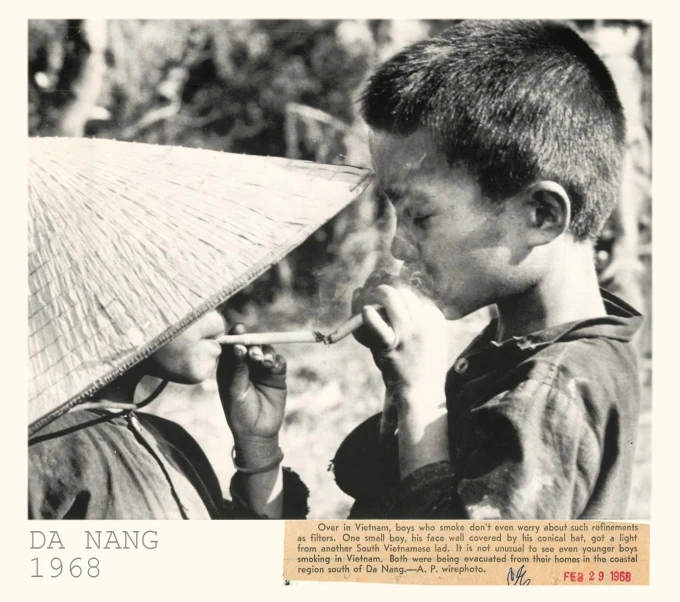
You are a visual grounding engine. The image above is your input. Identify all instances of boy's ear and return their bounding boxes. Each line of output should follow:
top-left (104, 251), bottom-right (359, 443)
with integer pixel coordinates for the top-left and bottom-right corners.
top-left (521, 181), bottom-right (571, 246)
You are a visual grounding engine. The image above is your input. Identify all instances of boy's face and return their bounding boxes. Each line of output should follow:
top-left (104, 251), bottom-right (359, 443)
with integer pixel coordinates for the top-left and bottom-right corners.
top-left (144, 310), bottom-right (227, 384)
top-left (370, 129), bottom-right (526, 319)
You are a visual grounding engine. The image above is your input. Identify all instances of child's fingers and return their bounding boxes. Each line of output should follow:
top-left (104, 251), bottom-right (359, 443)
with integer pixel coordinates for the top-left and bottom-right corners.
top-left (248, 345), bottom-right (264, 361)
top-left (352, 286), bottom-right (382, 315)
top-left (251, 353), bottom-right (287, 390)
top-left (352, 270), bottom-right (400, 315)
top-left (363, 305), bottom-right (398, 350)
top-left (399, 288), bottom-right (447, 344)
top-left (226, 325), bottom-right (272, 365)
top-left (398, 286), bottom-right (421, 305)
top-left (216, 342), bottom-right (250, 402)
top-left (229, 322), bottom-right (247, 335)
top-left (374, 285), bottom-right (412, 337)
top-left (260, 344), bottom-right (276, 368)
top-left (248, 344), bottom-right (287, 387)
top-left (224, 323), bottom-right (249, 359)
top-left (271, 354), bottom-right (287, 375)
top-left (398, 287), bottom-right (428, 321)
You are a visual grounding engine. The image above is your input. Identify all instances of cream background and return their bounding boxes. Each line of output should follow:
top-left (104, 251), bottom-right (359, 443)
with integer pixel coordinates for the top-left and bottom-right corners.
top-left (4, 2), bottom-right (674, 600)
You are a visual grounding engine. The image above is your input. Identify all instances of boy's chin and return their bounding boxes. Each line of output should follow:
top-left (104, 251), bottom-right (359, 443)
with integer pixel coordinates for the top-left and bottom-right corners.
top-left (439, 298), bottom-right (487, 321)
top-left (163, 360), bottom-right (219, 386)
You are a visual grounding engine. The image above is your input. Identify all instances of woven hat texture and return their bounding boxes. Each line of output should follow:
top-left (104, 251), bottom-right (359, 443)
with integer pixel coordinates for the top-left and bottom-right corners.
top-left (28, 137), bottom-right (372, 431)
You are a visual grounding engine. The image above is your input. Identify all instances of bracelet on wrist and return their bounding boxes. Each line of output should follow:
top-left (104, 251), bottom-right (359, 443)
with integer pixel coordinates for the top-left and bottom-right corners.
top-left (231, 445), bottom-right (284, 475)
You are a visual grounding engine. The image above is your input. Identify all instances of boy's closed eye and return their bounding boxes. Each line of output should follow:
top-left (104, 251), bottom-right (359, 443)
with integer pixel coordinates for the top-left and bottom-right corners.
top-left (402, 205), bottom-right (436, 227)
top-left (412, 214), bottom-right (435, 228)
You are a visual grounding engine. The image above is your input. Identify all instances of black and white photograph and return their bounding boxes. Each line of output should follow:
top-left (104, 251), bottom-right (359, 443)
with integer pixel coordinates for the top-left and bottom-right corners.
top-left (27, 18), bottom-right (652, 523)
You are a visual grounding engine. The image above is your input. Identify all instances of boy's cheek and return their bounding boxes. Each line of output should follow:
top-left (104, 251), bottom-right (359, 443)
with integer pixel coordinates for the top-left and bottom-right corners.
top-left (146, 339), bottom-right (216, 383)
top-left (187, 342), bottom-right (223, 379)
top-left (165, 354), bottom-right (218, 385)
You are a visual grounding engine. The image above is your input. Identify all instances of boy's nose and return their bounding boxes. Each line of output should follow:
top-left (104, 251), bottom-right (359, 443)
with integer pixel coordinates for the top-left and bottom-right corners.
top-left (390, 230), bottom-right (418, 262)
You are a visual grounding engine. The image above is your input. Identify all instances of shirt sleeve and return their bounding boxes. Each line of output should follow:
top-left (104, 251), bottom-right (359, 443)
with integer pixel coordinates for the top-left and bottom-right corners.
top-left (379, 461), bottom-right (465, 518)
top-left (451, 378), bottom-right (602, 519)
top-left (368, 378), bottom-right (602, 519)
top-left (29, 422), bottom-right (103, 519)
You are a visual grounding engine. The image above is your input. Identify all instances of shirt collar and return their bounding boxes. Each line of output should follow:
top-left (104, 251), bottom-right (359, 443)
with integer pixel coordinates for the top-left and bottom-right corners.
top-left (473, 288), bottom-right (643, 353)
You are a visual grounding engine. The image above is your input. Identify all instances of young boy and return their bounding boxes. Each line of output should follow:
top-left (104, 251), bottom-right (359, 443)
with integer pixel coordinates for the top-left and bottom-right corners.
top-left (29, 314), bottom-right (309, 519)
top-left (332, 20), bottom-right (642, 519)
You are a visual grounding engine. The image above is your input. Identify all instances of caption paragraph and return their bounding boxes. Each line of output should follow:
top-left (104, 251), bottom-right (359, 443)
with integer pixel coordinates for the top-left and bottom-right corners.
top-left (284, 520), bottom-right (649, 585)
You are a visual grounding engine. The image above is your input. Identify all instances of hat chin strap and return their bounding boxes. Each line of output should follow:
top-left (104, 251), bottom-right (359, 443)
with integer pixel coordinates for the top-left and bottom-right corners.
top-left (72, 379), bottom-right (169, 414)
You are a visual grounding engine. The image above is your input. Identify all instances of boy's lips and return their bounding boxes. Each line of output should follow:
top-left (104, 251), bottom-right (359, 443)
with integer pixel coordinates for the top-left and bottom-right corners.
top-left (207, 339), bottom-right (223, 353)
top-left (205, 331), bottom-right (224, 349)
top-left (205, 328), bottom-right (227, 352)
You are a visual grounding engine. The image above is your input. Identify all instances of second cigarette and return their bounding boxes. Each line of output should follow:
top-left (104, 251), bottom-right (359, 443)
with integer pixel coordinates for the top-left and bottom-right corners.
top-left (215, 331), bottom-right (323, 346)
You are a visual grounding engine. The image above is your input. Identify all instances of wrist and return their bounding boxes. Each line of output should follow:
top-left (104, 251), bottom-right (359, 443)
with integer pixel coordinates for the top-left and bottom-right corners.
top-left (233, 434), bottom-right (280, 470)
top-left (232, 445), bottom-right (283, 475)
top-left (399, 405), bottom-right (447, 438)
top-left (233, 432), bottom-right (280, 447)
top-left (390, 382), bottom-right (446, 413)
top-left (398, 411), bottom-right (449, 479)
top-left (393, 385), bottom-right (447, 439)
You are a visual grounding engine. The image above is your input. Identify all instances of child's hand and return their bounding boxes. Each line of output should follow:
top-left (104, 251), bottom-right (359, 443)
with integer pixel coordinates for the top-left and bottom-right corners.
top-left (360, 285), bottom-right (450, 479)
top-left (216, 323), bottom-right (287, 442)
top-left (360, 284), bottom-right (449, 414)
top-left (217, 323), bottom-right (287, 517)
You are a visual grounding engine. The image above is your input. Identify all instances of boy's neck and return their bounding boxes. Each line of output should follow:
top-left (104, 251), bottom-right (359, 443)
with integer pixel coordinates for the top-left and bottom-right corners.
top-left (494, 243), bottom-right (606, 342)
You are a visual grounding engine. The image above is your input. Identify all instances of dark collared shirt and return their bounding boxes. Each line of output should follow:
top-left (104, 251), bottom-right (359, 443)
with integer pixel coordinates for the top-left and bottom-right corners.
top-left (29, 409), bottom-right (308, 520)
top-left (333, 290), bottom-right (643, 519)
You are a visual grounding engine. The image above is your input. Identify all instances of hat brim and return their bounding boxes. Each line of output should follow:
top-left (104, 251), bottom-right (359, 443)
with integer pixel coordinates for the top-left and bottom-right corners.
top-left (29, 137), bottom-right (373, 433)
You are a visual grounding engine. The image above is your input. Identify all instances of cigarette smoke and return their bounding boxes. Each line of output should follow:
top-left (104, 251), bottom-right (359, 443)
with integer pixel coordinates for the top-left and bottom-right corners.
top-left (399, 263), bottom-right (437, 300)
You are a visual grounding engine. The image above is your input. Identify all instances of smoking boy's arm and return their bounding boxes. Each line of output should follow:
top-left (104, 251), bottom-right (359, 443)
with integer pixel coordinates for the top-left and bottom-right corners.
top-left (359, 285), bottom-right (451, 480)
top-left (391, 387), bottom-right (449, 479)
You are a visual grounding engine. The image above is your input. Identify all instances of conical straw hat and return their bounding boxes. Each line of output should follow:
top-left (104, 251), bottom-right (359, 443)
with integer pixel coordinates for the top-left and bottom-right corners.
top-left (28, 137), bottom-right (373, 433)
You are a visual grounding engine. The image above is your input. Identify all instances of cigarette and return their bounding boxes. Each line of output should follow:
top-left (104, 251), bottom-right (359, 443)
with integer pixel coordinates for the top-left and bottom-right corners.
top-left (215, 331), bottom-right (326, 345)
top-left (325, 304), bottom-right (385, 344)
top-left (215, 304), bottom-right (389, 346)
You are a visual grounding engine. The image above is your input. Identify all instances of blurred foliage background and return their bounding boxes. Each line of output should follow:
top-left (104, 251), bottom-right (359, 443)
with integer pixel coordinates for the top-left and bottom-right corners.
top-left (28, 19), bottom-right (652, 518)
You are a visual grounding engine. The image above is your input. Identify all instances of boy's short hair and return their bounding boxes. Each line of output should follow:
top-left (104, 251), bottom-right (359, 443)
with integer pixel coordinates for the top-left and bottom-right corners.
top-left (360, 20), bottom-right (627, 240)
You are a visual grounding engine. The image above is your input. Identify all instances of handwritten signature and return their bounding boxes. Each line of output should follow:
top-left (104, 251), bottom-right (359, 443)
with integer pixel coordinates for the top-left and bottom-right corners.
top-left (507, 564), bottom-right (531, 586)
